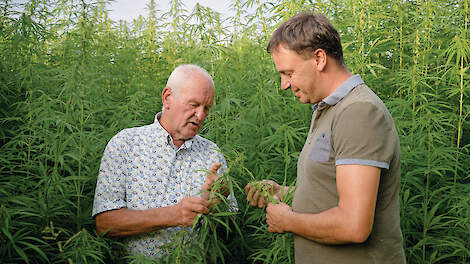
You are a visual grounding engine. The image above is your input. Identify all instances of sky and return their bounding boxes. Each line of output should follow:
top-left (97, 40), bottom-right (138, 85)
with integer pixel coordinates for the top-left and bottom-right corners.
top-left (107, 0), bottom-right (234, 22)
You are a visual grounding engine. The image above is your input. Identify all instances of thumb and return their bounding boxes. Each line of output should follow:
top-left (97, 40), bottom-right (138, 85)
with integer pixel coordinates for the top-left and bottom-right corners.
top-left (209, 162), bottom-right (221, 176)
top-left (203, 162), bottom-right (221, 187)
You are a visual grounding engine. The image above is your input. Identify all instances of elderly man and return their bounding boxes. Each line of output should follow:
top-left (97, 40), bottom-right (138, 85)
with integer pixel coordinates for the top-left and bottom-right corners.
top-left (92, 64), bottom-right (234, 257)
top-left (245, 12), bottom-right (406, 263)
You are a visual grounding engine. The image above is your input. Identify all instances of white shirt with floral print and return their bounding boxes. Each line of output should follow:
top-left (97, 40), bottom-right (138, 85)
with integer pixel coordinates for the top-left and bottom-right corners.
top-left (92, 113), bottom-right (234, 257)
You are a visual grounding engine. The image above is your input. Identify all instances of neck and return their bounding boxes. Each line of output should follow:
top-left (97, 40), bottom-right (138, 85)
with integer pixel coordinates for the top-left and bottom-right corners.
top-left (172, 139), bottom-right (184, 149)
top-left (319, 62), bottom-right (352, 100)
top-left (159, 112), bottom-right (185, 148)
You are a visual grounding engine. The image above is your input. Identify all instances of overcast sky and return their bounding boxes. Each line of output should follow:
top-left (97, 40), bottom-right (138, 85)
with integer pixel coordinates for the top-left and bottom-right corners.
top-left (107, 0), bottom-right (234, 22)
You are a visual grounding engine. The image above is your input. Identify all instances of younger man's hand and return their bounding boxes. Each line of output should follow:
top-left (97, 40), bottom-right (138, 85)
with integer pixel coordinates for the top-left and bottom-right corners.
top-left (245, 180), bottom-right (281, 208)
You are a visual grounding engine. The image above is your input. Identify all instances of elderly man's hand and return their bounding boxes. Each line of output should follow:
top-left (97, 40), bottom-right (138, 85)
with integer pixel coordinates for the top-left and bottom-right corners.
top-left (266, 202), bottom-right (293, 233)
top-left (201, 162), bottom-right (229, 206)
top-left (245, 180), bottom-right (281, 208)
top-left (175, 196), bottom-right (210, 227)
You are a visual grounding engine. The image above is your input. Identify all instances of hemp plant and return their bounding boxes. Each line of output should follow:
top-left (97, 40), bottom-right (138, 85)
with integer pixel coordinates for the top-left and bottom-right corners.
top-left (245, 179), bottom-right (296, 264)
top-left (1, 0), bottom-right (469, 262)
top-left (153, 167), bottom-right (243, 264)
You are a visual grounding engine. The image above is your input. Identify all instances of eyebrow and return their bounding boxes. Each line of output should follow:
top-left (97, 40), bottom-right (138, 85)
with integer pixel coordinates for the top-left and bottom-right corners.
top-left (188, 100), bottom-right (212, 107)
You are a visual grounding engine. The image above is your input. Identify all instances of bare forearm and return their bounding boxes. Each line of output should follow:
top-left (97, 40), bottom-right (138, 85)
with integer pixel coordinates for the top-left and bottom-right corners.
top-left (284, 206), bottom-right (371, 244)
top-left (267, 165), bottom-right (379, 245)
top-left (96, 206), bottom-right (179, 237)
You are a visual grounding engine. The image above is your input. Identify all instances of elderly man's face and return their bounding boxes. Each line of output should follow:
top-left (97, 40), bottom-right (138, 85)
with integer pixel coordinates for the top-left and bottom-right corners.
top-left (164, 73), bottom-right (214, 143)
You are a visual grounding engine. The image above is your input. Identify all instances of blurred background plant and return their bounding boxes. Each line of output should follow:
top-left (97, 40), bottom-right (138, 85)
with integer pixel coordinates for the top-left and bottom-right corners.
top-left (0, 0), bottom-right (468, 263)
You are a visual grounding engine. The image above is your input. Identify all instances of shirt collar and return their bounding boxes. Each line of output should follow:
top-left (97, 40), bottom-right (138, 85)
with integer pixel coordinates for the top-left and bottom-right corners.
top-left (313, 74), bottom-right (364, 109)
top-left (153, 112), bottom-right (194, 150)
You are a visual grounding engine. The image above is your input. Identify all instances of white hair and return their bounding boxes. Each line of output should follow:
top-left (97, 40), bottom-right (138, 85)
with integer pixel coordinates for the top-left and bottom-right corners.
top-left (166, 64), bottom-right (214, 98)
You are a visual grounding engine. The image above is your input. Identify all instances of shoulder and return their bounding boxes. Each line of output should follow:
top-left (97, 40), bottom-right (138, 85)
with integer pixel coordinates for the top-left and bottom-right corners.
top-left (335, 84), bottom-right (393, 122)
top-left (108, 124), bottom-right (158, 147)
top-left (331, 84), bottom-right (398, 141)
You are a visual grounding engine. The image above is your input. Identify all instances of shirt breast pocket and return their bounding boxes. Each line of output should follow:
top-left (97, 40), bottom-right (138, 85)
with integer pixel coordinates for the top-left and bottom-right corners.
top-left (309, 132), bottom-right (331, 163)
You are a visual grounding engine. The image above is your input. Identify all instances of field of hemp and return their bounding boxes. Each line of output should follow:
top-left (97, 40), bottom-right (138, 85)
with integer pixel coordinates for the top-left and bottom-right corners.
top-left (0, 0), bottom-right (468, 263)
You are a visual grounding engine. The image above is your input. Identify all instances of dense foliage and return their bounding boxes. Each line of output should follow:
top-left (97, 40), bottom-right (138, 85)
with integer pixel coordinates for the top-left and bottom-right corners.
top-left (1, 0), bottom-right (468, 263)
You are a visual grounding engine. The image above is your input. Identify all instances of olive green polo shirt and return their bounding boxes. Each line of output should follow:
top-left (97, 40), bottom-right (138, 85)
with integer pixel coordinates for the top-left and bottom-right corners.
top-left (293, 75), bottom-right (405, 263)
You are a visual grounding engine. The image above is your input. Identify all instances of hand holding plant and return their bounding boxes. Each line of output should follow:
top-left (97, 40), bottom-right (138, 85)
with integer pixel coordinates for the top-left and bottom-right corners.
top-left (245, 180), bottom-right (282, 208)
top-left (247, 180), bottom-right (296, 263)
top-left (201, 162), bottom-right (229, 207)
top-left (174, 196), bottom-right (210, 227)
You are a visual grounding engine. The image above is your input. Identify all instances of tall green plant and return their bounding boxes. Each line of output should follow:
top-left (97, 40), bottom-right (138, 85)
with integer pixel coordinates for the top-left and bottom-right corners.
top-left (1, 0), bottom-right (469, 263)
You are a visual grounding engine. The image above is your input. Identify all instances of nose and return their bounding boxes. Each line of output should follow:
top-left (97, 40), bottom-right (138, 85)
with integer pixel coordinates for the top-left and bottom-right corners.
top-left (280, 76), bottom-right (291, 90)
top-left (194, 106), bottom-right (206, 121)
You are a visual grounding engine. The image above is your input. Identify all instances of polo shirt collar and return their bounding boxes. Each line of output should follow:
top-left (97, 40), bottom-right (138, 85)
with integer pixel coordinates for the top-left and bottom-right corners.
top-left (153, 112), bottom-right (194, 150)
top-left (314, 74), bottom-right (364, 109)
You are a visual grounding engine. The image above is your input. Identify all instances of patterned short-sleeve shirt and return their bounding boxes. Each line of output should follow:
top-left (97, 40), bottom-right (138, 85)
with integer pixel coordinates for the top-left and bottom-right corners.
top-left (92, 112), bottom-right (234, 257)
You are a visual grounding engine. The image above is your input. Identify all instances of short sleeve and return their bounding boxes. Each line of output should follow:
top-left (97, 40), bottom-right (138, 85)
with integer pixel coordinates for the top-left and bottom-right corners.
top-left (332, 102), bottom-right (396, 169)
top-left (92, 133), bottom-right (128, 217)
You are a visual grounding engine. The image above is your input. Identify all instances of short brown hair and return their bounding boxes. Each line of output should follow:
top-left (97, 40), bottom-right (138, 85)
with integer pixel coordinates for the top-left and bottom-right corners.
top-left (267, 12), bottom-right (344, 64)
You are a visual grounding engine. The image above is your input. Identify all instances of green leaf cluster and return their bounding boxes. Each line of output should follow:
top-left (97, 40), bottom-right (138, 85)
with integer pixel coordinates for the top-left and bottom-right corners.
top-left (0, 0), bottom-right (468, 263)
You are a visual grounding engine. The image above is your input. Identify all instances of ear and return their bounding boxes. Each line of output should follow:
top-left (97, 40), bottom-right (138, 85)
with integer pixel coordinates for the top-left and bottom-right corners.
top-left (313, 49), bottom-right (327, 72)
top-left (161, 87), bottom-right (172, 110)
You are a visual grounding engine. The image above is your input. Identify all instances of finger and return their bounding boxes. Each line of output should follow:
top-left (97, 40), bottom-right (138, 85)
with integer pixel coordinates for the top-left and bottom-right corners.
top-left (204, 163), bottom-right (221, 188)
top-left (246, 184), bottom-right (255, 201)
top-left (198, 197), bottom-right (210, 208)
top-left (267, 225), bottom-right (274, 233)
top-left (209, 162), bottom-right (221, 175)
top-left (245, 183), bottom-right (252, 196)
top-left (191, 202), bottom-right (209, 214)
top-left (257, 196), bottom-right (265, 208)
top-left (201, 189), bottom-right (210, 201)
top-left (251, 190), bottom-right (261, 207)
top-left (201, 181), bottom-right (212, 192)
top-left (208, 197), bottom-right (221, 208)
top-left (188, 196), bottom-right (209, 207)
top-left (204, 174), bottom-right (216, 185)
